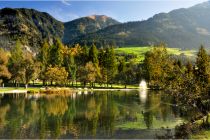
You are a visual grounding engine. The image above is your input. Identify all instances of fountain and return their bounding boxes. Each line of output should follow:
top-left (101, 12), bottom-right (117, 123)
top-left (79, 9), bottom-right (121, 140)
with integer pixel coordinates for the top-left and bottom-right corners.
top-left (139, 80), bottom-right (147, 90)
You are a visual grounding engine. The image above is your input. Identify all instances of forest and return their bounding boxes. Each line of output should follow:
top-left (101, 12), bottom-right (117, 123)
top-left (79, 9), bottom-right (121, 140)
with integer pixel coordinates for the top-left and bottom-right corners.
top-left (0, 38), bottom-right (210, 138)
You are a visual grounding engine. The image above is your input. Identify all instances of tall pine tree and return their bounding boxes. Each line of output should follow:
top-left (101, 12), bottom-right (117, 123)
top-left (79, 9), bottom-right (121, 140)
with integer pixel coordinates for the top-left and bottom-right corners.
top-left (196, 45), bottom-right (210, 89)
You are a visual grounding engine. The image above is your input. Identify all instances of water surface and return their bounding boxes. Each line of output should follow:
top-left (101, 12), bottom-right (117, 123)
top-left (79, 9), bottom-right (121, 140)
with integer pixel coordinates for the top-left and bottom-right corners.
top-left (0, 90), bottom-right (192, 139)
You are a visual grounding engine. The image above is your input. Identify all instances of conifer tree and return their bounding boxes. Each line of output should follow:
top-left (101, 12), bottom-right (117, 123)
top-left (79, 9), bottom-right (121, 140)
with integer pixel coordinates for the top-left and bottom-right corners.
top-left (195, 45), bottom-right (210, 88)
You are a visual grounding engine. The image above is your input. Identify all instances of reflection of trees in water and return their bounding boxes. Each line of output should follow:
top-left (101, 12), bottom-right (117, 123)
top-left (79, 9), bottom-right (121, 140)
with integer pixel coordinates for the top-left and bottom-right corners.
top-left (0, 91), bottom-right (188, 139)
top-left (142, 91), bottom-right (178, 129)
top-left (45, 97), bottom-right (68, 116)
top-left (0, 104), bottom-right (10, 128)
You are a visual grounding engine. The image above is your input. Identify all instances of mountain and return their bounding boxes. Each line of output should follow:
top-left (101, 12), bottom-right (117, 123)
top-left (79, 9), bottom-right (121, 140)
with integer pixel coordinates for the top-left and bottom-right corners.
top-left (71, 1), bottom-right (210, 49)
top-left (0, 8), bottom-right (64, 52)
top-left (63, 15), bottom-right (120, 44)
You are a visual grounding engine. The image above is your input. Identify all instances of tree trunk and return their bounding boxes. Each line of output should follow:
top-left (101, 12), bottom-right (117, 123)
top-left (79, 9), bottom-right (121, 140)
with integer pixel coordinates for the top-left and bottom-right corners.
top-left (125, 84), bottom-right (127, 89)
top-left (42, 80), bottom-right (45, 86)
top-left (51, 81), bottom-right (53, 86)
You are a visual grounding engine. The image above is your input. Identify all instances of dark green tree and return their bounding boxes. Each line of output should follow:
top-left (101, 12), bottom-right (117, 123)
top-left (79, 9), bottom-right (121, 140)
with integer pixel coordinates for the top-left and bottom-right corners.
top-left (49, 38), bottom-right (64, 67)
top-left (195, 45), bottom-right (210, 89)
top-left (37, 41), bottom-right (50, 85)
top-left (88, 44), bottom-right (99, 65)
top-left (101, 47), bottom-right (117, 87)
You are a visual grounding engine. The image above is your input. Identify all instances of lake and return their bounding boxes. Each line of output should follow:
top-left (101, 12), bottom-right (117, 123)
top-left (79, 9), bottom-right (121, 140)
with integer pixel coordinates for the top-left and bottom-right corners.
top-left (0, 90), bottom-right (193, 139)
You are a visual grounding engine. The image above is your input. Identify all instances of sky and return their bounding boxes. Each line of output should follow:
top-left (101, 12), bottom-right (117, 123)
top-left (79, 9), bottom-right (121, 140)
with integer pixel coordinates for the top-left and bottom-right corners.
top-left (0, 0), bottom-right (208, 22)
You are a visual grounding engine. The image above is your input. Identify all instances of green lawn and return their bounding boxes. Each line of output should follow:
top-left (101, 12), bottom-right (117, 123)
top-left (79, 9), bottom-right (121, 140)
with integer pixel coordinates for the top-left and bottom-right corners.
top-left (115, 46), bottom-right (197, 62)
top-left (0, 83), bottom-right (139, 93)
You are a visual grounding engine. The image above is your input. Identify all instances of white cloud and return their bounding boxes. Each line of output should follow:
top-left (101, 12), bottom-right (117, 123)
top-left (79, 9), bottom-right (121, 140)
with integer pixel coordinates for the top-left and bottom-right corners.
top-left (61, 0), bottom-right (71, 6)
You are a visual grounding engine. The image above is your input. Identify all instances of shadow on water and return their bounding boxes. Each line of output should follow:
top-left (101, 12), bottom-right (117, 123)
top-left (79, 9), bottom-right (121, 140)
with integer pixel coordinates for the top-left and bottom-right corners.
top-left (0, 90), bottom-right (196, 139)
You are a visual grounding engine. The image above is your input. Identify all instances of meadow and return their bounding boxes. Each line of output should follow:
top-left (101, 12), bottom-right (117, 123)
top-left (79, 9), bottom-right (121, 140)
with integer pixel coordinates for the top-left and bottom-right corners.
top-left (115, 46), bottom-right (197, 62)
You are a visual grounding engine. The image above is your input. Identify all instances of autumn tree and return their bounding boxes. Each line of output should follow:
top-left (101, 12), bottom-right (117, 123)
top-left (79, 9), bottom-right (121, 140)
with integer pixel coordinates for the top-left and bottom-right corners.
top-left (45, 66), bottom-right (68, 86)
top-left (85, 62), bottom-right (98, 87)
top-left (0, 48), bottom-right (11, 86)
top-left (144, 43), bottom-right (172, 88)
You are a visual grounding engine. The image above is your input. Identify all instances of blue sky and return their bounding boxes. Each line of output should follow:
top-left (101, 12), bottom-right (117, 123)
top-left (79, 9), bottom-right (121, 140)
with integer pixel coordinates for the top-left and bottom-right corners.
top-left (0, 0), bottom-right (208, 22)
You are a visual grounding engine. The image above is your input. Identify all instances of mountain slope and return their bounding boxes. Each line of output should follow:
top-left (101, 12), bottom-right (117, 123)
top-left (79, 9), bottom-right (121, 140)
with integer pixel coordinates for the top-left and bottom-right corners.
top-left (63, 15), bottom-right (120, 44)
top-left (71, 1), bottom-right (210, 49)
top-left (0, 8), bottom-right (64, 52)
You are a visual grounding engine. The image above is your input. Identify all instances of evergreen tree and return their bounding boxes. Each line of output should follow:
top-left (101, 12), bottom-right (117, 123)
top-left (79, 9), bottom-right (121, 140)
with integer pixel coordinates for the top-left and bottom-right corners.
top-left (88, 44), bottom-right (99, 65)
top-left (102, 47), bottom-right (117, 86)
top-left (38, 41), bottom-right (50, 85)
top-left (49, 38), bottom-right (64, 67)
top-left (195, 45), bottom-right (210, 88)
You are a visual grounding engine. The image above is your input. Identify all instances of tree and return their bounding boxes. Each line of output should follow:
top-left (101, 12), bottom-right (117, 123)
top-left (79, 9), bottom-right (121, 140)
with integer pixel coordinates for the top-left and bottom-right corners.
top-left (8, 40), bottom-right (24, 86)
top-left (37, 41), bottom-right (50, 85)
top-left (144, 43), bottom-right (172, 88)
top-left (100, 47), bottom-right (117, 87)
top-left (49, 38), bottom-right (64, 67)
top-left (0, 48), bottom-right (11, 85)
top-left (115, 58), bottom-right (127, 88)
top-left (85, 62), bottom-right (98, 87)
top-left (65, 53), bottom-right (77, 86)
top-left (45, 66), bottom-right (68, 86)
top-left (78, 62), bottom-right (98, 87)
top-left (88, 44), bottom-right (99, 65)
top-left (21, 53), bottom-right (37, 89)
top-left (195, 45), bottom-right (210, 89)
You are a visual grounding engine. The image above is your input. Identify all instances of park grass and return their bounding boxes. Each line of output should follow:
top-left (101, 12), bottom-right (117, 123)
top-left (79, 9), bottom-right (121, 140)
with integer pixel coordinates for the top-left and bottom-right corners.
top-left (0, 83), bottom-right (139, 94)
top-left (115, 46), bottom-right (197, 62)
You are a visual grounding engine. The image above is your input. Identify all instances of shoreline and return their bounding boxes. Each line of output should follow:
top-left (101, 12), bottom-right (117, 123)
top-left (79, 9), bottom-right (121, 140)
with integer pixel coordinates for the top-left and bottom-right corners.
top-left (0, 86), bottom-right (145, 94)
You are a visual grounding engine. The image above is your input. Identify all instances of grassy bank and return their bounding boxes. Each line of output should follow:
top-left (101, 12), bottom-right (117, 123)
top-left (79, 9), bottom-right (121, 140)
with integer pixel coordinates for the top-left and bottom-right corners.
top-left (0, 83), bottom-right (139, 94)
top-left (0, 87), bottom-right (40, 93)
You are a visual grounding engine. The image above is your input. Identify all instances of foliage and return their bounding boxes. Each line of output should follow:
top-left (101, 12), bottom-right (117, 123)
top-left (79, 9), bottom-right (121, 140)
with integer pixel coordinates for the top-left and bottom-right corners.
top-left (8, 40), bottom-right (24, 84)
top-left (0, 48), bottom-right (11, 83)
top-left (144, 44), bottom-right (173, 88)
top-left (195, 45), bottom-right (210, 90)
top-left (45, 66), bottom-right (68, 85)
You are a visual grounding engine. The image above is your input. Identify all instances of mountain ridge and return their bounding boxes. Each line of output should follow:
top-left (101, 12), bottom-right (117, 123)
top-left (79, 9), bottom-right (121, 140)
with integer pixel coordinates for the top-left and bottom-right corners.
top-left (70, 1), bottom-right (210, 49)
top-left (0, 1), bottom-right (210, 51)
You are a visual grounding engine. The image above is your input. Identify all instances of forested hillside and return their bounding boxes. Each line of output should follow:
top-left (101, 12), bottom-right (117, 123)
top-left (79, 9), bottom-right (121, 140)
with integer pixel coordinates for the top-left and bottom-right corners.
top-left (71, 2), bottom-right (210, 49)
top-left (0, 8), bottom-right (64, 52)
